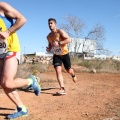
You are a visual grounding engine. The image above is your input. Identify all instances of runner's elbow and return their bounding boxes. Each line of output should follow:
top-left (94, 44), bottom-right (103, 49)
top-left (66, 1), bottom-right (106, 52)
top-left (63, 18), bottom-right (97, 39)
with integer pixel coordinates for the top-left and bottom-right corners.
top-left (22, 17), bottom-right (27, 24)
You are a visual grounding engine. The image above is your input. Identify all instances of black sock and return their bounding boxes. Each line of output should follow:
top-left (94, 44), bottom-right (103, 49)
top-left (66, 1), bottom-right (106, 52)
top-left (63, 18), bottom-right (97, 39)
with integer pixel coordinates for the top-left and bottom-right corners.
top-left (61, 87), bottom-right (65, 91)
top-left (72, 75), bottom-right (75, 78)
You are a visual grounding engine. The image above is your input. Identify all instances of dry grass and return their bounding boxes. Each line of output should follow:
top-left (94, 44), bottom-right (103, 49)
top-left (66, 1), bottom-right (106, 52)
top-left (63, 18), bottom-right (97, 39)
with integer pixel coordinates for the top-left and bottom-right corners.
top-left (16, 57), bottom-right (120, 80)
top-left (72, 58), bottom-right (120, 73)
top-left (16, 62), bottom-right (49, 79)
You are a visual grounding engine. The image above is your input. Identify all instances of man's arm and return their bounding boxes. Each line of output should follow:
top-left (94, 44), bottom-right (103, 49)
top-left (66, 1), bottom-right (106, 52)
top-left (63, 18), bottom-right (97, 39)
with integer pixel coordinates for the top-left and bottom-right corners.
top-left (0, 2), bottom-right (26, 40)
top-left (58, 29), bottom-right (71, 45)
top-left (0, 2), bottom-right (26, 33)
top-left (46, 36), bottom-right (52, 52)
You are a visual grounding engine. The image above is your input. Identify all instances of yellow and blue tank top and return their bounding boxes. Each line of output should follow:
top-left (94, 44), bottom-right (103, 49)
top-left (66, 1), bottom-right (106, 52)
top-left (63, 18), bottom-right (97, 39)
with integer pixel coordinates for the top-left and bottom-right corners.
top-left (47, 30), bottom-right (69, 55)
top-left (0, 15), bottom-right (20, 52)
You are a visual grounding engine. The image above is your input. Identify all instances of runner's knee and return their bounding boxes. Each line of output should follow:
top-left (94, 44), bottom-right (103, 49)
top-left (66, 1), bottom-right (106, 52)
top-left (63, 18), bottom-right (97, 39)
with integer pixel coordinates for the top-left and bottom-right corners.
top-left (1, 80), bottom-right (13, 90)
top-left (55, 66), bottom-right (62, 74)
top-left (66, 68), bottom-right (73, 73)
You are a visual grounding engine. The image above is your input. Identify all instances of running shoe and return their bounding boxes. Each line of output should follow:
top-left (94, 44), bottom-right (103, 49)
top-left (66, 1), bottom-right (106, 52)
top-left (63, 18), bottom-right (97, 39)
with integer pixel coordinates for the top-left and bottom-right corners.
top-left (56, 90), bottom-right (67, 95)
top-left (72, 75), bottom-right (77, 83)
top-left (28, 75), bottom-right (41, 96)
top-left (7, 106), bottom-right (28, 119)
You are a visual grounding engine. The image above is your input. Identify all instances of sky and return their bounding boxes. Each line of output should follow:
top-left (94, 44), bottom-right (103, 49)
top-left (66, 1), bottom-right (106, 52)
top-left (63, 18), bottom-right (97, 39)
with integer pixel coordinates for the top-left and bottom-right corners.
top-left (1, 0), bottom-right (120, 56)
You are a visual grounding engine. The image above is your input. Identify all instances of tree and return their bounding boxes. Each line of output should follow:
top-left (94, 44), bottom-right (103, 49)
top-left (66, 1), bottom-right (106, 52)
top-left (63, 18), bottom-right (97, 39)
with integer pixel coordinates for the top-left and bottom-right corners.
top-left (59, 15), bottom-right (106, 56)
top-left (59, 15), bottom-right (85, 52)
top-left (82, 24), bottom-right (105, 55)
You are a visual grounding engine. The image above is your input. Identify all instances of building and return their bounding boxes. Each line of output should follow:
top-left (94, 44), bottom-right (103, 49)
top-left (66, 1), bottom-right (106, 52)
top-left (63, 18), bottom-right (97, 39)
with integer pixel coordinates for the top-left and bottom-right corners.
top-left (35, 52), bottom-right (53, 57)
top-left (68, 38), bottom-right (96, 55)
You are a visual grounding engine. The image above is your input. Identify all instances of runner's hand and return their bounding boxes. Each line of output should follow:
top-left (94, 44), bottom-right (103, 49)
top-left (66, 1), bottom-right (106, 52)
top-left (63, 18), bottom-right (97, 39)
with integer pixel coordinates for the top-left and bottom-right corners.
top-left (46, 47), bottom-right (51, 52)
top-left (0, 30), bottom-right (10, 40)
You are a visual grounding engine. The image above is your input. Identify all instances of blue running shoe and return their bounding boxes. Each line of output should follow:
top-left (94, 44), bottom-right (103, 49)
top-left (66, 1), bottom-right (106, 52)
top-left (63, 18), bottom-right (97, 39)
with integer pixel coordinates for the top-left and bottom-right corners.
top-left (7, 106), bottom-right (28, 119)
top-left (28, 75), bottom-right (41, 96)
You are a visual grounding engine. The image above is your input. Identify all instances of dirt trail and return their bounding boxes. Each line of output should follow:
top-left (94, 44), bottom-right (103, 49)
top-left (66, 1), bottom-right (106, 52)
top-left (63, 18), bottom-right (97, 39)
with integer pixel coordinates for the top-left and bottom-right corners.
top-left (0, 71), bottom-right (120, 120)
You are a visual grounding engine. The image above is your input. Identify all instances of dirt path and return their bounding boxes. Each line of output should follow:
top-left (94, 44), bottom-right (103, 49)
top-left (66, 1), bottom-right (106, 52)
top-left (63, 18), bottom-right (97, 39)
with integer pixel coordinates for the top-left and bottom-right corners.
top-left (0, 72), bottom-right (120, 120)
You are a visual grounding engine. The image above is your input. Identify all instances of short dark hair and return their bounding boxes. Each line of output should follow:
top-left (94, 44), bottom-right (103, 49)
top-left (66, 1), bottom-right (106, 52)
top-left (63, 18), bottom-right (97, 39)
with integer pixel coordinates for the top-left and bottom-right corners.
top-left (48, 18), bottom-right (57, 23)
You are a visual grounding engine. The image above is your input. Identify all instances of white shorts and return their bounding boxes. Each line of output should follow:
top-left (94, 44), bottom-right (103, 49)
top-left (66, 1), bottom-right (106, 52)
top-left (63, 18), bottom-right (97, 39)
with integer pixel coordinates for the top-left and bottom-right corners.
top-left (0, 52), bottom-right (20, 64)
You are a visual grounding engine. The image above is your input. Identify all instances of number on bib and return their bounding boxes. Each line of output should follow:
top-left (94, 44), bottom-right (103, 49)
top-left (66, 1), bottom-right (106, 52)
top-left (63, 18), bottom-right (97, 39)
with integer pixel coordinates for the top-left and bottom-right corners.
top-left (52, 46), bottom-right (62, 55)
top-left (0, 39), bottom-right (8, 54)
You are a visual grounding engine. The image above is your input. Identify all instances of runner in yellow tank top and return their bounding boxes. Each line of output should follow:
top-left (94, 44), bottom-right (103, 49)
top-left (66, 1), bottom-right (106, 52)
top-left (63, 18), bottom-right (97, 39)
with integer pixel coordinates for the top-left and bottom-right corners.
top-left (0, 2), bottom-right (41, 119)
top-left (46, 18), bottom-right (77, 95)
top-left (0, 16), bottom-right (20, 52)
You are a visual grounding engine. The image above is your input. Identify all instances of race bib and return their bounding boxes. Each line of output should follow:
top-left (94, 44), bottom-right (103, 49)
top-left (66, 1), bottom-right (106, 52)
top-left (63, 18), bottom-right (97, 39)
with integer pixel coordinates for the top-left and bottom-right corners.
top-left (0, 39), bottom-right (8, 54)
top-left (52, 46), bottom-right (62, 55)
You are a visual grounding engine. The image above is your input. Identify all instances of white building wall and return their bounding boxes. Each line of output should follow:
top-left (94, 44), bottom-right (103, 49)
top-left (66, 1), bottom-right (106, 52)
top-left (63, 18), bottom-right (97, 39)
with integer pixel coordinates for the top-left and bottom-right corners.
top-left (35, 52), bottom-right (45, 56)
top-left (68, 38), bottom-right (96, 54)
top-left (35, 52), bottom-right (53, 57)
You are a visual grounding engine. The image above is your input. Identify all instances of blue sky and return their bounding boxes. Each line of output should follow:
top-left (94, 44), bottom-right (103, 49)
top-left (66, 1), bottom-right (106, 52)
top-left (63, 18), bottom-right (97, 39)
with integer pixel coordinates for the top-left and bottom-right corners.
top-left (2, 0), bottom-right (120, 55)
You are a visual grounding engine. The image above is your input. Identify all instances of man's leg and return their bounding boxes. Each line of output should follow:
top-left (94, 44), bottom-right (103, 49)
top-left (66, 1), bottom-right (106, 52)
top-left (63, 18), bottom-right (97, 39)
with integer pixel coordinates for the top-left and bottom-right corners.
top-left (63, 54), bottom-right (77, 83)
top-left (0, 59), bottom-right (21, 106)
top-left (1, 56), bottom-right (28, 105)
top-left (55, 66), bottom-right (66, 95)
top-left (53, 55), bottom-right (66, 95)
top-left (1, 56), bottom-right (40, 119)
top-left (66, 68), bottom-right (77, 83)
top-left (0, 56), bottom-right (28, 119)
top-left (2, 52), bottom-right (40, 94)
top-left (55, 66), bottom-right (64, 88)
